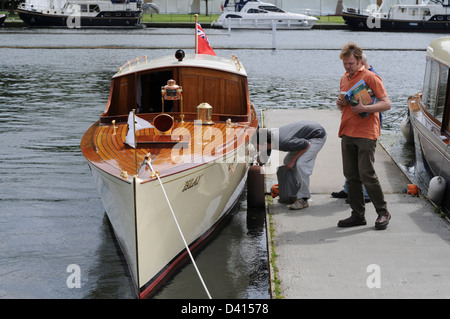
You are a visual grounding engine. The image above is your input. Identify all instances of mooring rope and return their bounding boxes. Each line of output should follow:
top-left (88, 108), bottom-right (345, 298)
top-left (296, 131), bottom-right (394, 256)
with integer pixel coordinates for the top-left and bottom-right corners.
top-left (146, 160), bottom-right (212, 299)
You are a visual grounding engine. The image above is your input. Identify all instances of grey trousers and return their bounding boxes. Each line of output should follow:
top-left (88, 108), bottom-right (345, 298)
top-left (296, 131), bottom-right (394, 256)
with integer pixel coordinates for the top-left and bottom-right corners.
top-left (341, 135), bottom-right (388, 217)
top-left (284, 135), bottom-right (327, 200)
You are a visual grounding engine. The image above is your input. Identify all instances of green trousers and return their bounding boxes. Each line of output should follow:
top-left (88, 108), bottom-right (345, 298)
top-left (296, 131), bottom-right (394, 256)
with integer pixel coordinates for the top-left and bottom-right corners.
top-left (341, 135), bottom-right (388, 217)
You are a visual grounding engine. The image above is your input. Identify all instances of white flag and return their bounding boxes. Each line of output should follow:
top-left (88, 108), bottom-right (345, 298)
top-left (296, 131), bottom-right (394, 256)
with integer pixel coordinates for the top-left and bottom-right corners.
top-left (125, 111), bottom-right (154, 148)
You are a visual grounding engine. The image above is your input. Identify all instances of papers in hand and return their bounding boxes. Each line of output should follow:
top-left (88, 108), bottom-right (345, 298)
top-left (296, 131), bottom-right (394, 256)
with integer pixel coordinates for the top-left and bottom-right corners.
top-left (344, 79), bottom-right (375, 118)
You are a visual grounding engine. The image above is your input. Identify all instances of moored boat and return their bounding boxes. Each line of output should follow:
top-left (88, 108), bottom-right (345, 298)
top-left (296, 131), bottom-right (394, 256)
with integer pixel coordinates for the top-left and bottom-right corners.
top-left (342, 0), bottom-right (450, 32)
top-left (0, 14), bottom-right (6, 26)
top-left (16, 0), bottom-right (154, 28)
top-left (80, 41), bottom-right (260, 297)
top-left (211, 0), bottom-right (317, 30)
top-left (405, 37), bottom-right (450, 213)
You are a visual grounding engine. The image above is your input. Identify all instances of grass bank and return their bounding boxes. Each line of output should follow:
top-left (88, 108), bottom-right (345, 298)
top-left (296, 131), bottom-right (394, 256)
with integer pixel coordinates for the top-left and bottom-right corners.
top-left (137, 13), bottom-right (344, 24)
top-left (2, 11), bottom-right (344, 25)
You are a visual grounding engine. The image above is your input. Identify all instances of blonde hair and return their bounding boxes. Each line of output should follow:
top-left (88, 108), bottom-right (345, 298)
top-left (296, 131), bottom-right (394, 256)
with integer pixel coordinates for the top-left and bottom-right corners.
top-left (340, 42), bottom-right (363, 61)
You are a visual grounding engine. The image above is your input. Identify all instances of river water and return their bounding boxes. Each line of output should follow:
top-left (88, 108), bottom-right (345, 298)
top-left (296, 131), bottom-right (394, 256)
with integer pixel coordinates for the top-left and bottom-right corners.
top-left (0, 27), bottom-right (441, 299)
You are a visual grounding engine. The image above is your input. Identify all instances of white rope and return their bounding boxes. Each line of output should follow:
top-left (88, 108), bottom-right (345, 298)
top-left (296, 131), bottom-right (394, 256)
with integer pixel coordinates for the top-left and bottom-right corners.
top-left (147, 161), bottom-right (212, 299)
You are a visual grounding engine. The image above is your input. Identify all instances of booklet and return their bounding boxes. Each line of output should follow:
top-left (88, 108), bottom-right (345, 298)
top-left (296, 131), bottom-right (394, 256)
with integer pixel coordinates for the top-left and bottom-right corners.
top-left (344, 79), bottom-right (375, 118)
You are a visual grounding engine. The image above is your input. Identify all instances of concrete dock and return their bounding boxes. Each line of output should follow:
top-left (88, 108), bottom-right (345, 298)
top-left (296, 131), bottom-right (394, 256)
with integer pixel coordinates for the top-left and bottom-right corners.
top-left (264, 108), bottom-right (450, 299)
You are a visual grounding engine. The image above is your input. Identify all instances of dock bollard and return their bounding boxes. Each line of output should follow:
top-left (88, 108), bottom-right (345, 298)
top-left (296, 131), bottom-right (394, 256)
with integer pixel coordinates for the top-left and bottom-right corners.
top-left (247, 165), bottom-right (265, 208)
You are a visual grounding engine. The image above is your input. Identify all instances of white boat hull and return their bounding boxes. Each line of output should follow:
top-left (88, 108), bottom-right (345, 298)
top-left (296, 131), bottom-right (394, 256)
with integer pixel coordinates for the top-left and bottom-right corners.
top-left (212, 15), bottom-right (316, 29)
top-left (88, 144), bottom-right (251, 298)
top-left (212, 0), bottom-right (317, 30)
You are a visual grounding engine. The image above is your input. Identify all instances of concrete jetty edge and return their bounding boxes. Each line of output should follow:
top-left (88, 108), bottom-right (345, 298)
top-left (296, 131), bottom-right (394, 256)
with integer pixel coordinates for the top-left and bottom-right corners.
top-left (263, 108), bottom-right (450, 299)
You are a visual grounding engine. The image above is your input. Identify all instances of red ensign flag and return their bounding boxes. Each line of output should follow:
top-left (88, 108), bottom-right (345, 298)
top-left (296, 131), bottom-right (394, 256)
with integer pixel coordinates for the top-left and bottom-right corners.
top-left (196, 22), bottom-right (216, 56)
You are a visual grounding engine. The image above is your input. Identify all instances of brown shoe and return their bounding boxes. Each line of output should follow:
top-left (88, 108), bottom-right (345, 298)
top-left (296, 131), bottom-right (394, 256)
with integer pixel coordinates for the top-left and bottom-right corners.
top-left (337, 213), bottom-right (367, 227)
top-left (375, 212), bottom-right (391, 230)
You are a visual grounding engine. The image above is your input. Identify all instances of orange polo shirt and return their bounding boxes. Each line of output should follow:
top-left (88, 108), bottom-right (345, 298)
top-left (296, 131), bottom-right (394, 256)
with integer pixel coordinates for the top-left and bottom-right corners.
top-left (339, 66), bottom-right (387, 140)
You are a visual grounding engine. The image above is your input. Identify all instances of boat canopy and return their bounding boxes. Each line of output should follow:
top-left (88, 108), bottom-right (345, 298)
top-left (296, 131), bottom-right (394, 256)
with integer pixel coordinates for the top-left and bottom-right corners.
top-left (102, 52), bottom-right (250, 121)
top-left (113, 53), bottom-right (247, 78)
top-left (427, 37), bottom-right (450, 68)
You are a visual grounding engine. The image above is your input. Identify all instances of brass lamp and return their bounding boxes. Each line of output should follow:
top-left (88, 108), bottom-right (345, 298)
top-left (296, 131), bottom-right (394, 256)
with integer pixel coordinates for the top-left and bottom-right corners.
top-left (196, 102), bottom-right (213, 125)
top-left (161, 79), bottom-right (184, 124)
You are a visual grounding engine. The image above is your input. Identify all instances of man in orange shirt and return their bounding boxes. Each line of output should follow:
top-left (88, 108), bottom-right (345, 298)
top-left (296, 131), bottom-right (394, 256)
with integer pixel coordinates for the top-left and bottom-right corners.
top-left (336, 42), bottom-right (391, 230)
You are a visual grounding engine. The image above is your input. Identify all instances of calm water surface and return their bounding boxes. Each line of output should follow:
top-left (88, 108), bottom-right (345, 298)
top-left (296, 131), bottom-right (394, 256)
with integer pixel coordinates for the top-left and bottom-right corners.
top-left (0, 27), bottom-right (440, 298)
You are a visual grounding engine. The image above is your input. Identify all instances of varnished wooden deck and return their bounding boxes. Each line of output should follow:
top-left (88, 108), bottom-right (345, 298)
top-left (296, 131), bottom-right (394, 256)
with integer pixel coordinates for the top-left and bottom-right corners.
top-left (81, 115), bottom-right (258, 182)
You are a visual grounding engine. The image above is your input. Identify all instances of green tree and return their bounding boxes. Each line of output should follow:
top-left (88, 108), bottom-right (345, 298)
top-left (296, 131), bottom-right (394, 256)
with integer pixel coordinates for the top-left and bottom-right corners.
top-left (8, 0), bottom-right (21, 15)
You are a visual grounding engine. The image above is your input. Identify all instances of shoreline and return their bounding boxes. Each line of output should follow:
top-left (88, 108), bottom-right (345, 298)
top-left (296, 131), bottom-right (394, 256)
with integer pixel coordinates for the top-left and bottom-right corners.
top-left (1, 21), bottom-right (348, 30)
top-left (263, 108), bottom-right (450, 299)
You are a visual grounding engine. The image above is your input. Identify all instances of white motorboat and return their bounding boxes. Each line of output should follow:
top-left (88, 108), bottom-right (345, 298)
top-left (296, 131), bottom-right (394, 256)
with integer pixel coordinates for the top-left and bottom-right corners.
top-left (16, 0), bottom-right (158, 28)
top-left (0, 13), bottom-right (7, 26)
top-left (342, 0), bottom-right (450, 32)
top-left (212, 0), bottom-right (317, 30)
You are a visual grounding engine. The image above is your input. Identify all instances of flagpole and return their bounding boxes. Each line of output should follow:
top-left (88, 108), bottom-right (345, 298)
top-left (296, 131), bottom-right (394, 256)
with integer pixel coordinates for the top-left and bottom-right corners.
top-left (195, 14), bottom-right (198, 54)
top-left (133, 109), bottom-right (138, 176)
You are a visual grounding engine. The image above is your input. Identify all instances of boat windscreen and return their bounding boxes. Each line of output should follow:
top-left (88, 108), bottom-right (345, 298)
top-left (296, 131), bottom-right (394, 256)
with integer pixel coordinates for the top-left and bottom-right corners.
top-left (259, 5), bottom-right (285, 13)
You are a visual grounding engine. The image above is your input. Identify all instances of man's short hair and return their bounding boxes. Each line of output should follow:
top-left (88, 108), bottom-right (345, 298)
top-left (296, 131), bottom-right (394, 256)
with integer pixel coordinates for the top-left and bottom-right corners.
top-left (340, 42), bottom-right (363, 61)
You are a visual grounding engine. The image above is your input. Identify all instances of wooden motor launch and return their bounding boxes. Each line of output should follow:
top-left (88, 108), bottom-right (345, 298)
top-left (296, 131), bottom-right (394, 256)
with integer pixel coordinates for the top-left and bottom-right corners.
top-left (80, 36), bottom-right (260, 296)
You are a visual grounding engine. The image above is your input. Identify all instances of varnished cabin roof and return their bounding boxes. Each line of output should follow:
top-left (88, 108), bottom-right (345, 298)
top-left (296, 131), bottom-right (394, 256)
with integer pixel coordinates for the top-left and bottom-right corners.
top-left (114, 53), bottom-right (247, 78)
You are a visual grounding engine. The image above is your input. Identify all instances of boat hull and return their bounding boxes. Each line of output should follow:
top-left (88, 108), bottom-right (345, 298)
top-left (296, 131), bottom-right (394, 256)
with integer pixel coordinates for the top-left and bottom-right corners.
top-left (342, 12), bottom-right (450, 32)
top-left (80, 51), bottom-right (259, 298)
top-left (408, 94), bottom-right (450, 213)
top-left (16, 9), bottom-right (143, 28)
top-left (212, 0), bottom-right (316, 30)
top-left (0, 14), bottom-right (6, 26)
top-left (86, 138), bottom-right (252, 298)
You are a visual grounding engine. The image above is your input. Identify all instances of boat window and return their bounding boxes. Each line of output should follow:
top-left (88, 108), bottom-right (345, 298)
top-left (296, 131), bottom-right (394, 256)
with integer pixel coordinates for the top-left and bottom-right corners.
top-left (436, 65), bottom-right (449, 121)
top-left (423, 58), bottom-right (440, 115)
top-left (423, 9), bottom-right (431, 16)
top-left (248, 8), bottom-right (267, 14)
top-left (89, 5), bottom-right (100, 12)
top-left (80, 4), bottom-right (88, 12)
top-left (422, 59), bottom-right (432, 107)
top-left (259, 5), bottom-right (284, 13)
top-left (225, 14), bottom-right (242, 18)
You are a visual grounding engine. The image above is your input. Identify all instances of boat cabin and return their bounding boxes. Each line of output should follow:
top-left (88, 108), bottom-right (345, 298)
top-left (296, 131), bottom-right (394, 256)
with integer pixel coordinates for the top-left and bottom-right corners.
top-left (421, 37), bottom-right (450, 137)
top-left (100, 53), bottom-right (251, 125)
top-left (390, 5), bottom-right (432, 20)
